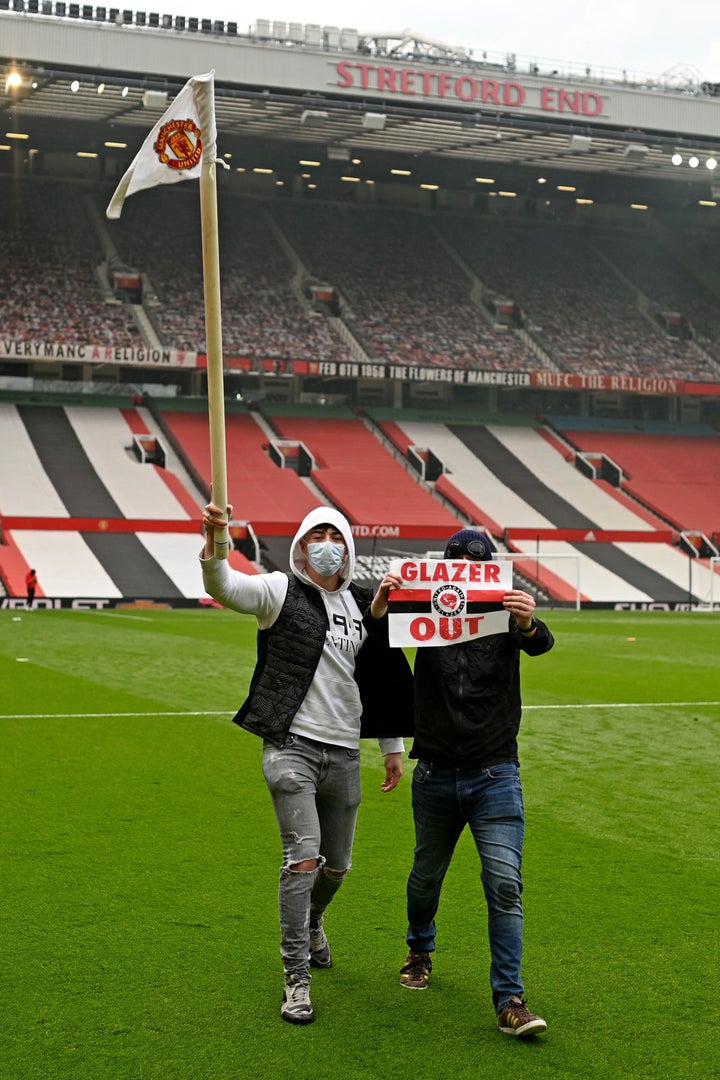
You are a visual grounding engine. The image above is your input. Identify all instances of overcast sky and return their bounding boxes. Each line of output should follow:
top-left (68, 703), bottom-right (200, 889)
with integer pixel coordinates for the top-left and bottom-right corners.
top-left (160, 2), bottom-right (719, 82)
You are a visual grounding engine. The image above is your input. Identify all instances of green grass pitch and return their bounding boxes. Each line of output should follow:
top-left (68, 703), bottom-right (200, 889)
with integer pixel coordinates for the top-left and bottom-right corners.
top-left (2, 607), bottom-right (718, 1080)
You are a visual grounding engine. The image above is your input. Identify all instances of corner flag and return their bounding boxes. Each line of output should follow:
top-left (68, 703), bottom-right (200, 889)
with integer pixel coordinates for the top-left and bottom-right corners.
top-left (106, 72), bottom-right (216, 220)
top-left (106, 71), bottom-right (229, 559)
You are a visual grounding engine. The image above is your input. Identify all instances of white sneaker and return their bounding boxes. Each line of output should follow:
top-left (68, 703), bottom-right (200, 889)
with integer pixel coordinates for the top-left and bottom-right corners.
top-left (281, 975), bottom-right (314, 1025)
top-left (309, 917), bottom-right (333, 969)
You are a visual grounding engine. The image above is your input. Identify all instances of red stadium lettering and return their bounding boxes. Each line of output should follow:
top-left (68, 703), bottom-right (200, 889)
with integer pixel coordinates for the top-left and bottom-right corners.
top-left (504, 82), bottom-right (525, 106)
top-left (336, 60), bottom-right (354, 88)
top-left (401, 69), bottom-right (417, 94)
top-left (436, 73), bottom-right (453, 98)
top-left (540, 87), bottom-right (605, 116)
top-left (377, 66), bottom-right (398, 93)
top-left (481, 79), bottom-right (501, 104)
top-left (356, 63), bottom-right (375, 90)
top-left (583, 92), bottom-right (604, 115)
top-left (540, 86), bottom-right (557, 111)
top-left (455, 76), bottom-right (479, 102)
top-left (558, 89), bottom-right (582, 113)
top-left (420, 71), bottom-right (435, 95)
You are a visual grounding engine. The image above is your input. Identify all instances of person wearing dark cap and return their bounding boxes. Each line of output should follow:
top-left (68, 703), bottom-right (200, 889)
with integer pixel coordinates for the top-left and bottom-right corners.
top-left (371, 528), bottom-right (554, 1039)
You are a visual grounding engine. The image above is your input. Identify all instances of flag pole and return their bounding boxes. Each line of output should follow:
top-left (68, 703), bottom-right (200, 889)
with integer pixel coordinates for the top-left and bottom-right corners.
top-left (105, 71), bottom-right (229, 558)
top-left (197, 93), bottom-right (229, 559)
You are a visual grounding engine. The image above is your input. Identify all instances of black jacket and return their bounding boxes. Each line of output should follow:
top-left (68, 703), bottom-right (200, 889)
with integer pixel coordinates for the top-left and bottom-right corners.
top-left (234, 574), bottom-right (414, 748)
top-left (411, 616), bottom-right (554, 768)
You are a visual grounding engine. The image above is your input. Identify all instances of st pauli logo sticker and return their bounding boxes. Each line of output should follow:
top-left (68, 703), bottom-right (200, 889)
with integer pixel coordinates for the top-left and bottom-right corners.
top-left (387, 558), bottom-right (513, 647)
top-left (154, 118), bottom-right (203, 171)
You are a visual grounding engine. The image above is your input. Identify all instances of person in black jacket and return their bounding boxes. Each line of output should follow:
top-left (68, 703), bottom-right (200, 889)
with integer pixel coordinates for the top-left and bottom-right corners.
top-left (202, 501), bottom-right (414, 1026)
top-left (371, 528), bottom-right (554, 1039)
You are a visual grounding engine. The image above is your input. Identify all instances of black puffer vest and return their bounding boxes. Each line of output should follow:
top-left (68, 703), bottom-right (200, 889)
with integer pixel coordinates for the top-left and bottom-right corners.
top-left (233, 574), bottom-right (414, 747)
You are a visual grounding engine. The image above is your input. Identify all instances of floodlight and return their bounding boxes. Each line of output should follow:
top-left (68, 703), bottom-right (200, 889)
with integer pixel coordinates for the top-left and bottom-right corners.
top-left (301, 110), bottom-right (329, 127)
top-left (142, 90), bottom-right (168, 109)
top-left (623, 144), bottom-right (650, 161)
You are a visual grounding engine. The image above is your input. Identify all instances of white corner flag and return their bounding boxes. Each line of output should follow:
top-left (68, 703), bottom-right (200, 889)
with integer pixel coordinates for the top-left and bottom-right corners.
top-left (106, 71), bottom-right (217, 220)
top-left (106, 71), bottom-right (229, 560)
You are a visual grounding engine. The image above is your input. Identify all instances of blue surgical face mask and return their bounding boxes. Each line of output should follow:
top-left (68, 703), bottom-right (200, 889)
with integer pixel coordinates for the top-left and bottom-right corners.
top-left (305, 540), bottom-right (346, 577)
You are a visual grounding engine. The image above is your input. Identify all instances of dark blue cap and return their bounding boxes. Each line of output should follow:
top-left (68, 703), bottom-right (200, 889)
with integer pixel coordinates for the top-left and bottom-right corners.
top-left (444, 529), bottom-right (493, 560)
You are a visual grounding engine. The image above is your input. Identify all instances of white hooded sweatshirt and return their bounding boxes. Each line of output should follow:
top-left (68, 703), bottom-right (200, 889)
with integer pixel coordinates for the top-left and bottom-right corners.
top-left (201, 505), bottom-right (402, 755)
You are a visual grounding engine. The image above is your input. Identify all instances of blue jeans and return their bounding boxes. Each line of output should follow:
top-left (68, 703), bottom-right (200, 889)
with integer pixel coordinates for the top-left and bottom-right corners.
top-left (407, 760), bottom-right (525, 1010)
top-left (262, 734), bottom-right (361, 979)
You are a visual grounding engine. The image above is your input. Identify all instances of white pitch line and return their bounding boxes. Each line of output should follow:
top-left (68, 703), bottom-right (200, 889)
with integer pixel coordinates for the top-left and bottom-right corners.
top-left (85, 612), bottom-right (156, 621)
top-left (0, 710), bottom-right (231, 720)
top-left (1, 703), bottom-right (718, 721)
top-left (524, 701), bottom-right (720, 709)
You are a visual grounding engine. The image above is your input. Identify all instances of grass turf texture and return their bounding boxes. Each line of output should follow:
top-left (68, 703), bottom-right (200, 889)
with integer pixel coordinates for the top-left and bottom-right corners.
top-left (2, 608), bottom-right (718, 1080)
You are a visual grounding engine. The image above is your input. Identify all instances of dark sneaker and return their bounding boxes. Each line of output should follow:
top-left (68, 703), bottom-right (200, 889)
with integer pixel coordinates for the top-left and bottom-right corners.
top-left (309, 917), bottom-right (333, 969)
top-left (400, 950), bottom-right (432, 990)
top-left (281, 975), bottom-right (314, 1025)
top-left (497, 998), bottom-right (547, 1037)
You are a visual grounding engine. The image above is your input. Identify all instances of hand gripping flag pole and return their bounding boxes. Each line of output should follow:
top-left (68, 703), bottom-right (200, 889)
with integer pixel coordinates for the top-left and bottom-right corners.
top-left (106, 71), bottom-right (229, 559)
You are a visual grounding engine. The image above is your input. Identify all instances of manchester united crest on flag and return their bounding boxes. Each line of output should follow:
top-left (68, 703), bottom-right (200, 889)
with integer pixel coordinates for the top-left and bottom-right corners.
top-left (155, 119), bottom-right (203, 170)
top-left (106, 71), bottom-right (217, 220)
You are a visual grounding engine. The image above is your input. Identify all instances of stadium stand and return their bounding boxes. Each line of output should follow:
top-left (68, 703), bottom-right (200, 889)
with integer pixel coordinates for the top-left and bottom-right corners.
top-left (2, 395), bottom-right (716, 603)
top-left (0, 528), bottom-right (43, 601)
top-left (268, 201), bottom-right (539, 371)
top-left (487, 424), bottom-right (715, 601)
top-left (0, 178), bottom-right (143, 348)
top-left (378, 416), bottom-right (715, 603)
top-left (65, 405), bottom-right (190, 520)
top-left (2, 179), bottom-right (718, 604)
top-left (159, 405), bottom-right (320, 527)
top-left (373, 416), bottom-right (505, 535)
top-left (0, 402), bottom-right (69, 518)
top-left (2, 177), bottom-right (718, 386)
top-left (62, 404), bottom-right (212, 596)
top-left (120, 407), bottom-right (204, 519)
top-left (264, 409), bottom-right (462, 529)
top-left (435, 216), bottom-right (720, 381)
top-left (13, 530), bottom-right (123, 600)
top-left (558, 426), bottom-right (720, 540)
top-left (0, 401), bottom-right (234, 598)
top-left (382, 417), bottom-right (622, 602)
top-left (592, 232), bottom-right (720, 367)
top-left (107, 188), bottom-right (353, 364)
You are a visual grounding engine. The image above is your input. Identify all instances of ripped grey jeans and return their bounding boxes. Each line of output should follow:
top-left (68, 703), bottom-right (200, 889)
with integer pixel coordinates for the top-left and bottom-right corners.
top-left (262, 733), bottom-right (362, 978)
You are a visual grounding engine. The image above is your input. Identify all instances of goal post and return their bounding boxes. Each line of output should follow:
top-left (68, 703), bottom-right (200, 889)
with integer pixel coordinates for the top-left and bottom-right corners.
top-left (708, 557), bottom-right (720, 609)
top-left (492, 551), bottom-right (582, 611)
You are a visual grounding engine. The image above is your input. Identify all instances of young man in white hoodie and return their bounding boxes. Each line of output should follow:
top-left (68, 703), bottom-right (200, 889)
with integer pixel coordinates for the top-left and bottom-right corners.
top-left (201, 502), bottom-right (413, 1025)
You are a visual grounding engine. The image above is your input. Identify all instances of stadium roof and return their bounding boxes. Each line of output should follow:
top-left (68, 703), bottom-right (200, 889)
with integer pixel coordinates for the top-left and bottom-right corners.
top-left (2, 10), bottom-right (719, 207)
